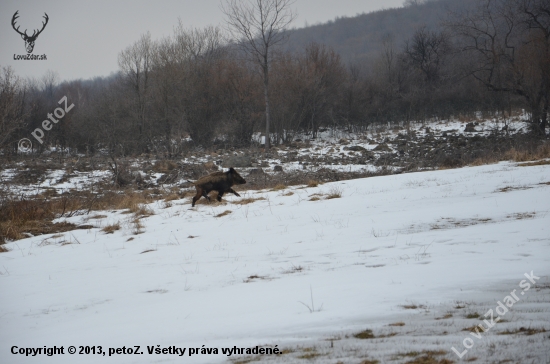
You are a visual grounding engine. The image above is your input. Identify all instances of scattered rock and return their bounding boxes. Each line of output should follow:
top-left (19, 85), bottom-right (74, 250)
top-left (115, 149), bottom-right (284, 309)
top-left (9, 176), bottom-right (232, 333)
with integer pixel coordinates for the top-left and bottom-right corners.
top-left (348, 145), bottom-right (367, 152)
top-left (248, 168), bottom-right (264, 175)
top-left (203, 161), bottom-right (218, 171)
top-left (464, 122), bottom-right (477, 132)
top-left (373, 143), bottom-right (391, 152)
top-left (273, 165), bottom-right (283, 172)
top-left (222, 155), bottom-right (252, 168)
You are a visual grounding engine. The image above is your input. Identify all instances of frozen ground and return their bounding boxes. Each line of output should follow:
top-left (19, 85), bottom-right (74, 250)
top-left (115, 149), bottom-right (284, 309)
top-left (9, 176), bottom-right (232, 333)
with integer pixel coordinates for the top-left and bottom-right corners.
top-left (1, 160), bottom-right (549, 363)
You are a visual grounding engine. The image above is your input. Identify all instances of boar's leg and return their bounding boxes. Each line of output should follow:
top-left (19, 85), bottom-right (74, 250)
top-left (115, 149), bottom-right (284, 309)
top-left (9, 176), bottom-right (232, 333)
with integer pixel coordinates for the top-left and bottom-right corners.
top-left (216, 191), bottom-right (224, 202)
top-left (192, 188), bottom-right (202, 207)
top-left (228, 188), bottom-right (241, 197)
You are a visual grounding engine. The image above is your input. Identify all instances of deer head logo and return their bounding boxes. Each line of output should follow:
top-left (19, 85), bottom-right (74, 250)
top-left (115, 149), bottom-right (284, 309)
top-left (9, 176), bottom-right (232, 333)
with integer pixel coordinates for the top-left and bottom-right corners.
top-left (12, 11), bottom-right (49, 54)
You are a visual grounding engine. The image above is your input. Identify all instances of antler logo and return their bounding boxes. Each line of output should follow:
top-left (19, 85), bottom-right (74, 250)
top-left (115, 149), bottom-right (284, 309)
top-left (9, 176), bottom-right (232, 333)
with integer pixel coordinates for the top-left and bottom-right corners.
top-left (12, 11), bottom-right (49, 54)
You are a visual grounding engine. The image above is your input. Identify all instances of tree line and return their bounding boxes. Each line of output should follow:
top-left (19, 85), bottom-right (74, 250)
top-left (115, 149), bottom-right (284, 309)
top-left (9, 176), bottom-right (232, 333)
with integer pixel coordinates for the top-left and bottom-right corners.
top-left (0, 0), bottom-right (547, 158)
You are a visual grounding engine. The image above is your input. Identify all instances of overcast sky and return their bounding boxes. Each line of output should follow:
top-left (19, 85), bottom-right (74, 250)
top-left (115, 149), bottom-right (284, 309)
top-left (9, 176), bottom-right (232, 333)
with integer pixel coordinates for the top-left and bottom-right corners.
top-left (0, 0), bottom-right (404, 82)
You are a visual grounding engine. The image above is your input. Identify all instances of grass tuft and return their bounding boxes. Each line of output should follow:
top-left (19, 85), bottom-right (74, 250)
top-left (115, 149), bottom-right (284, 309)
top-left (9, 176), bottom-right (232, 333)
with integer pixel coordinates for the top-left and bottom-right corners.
top-left (232, 197), bottom-right (266, 205)
top-left (326, 185), bottom-right (343, 199)
top-left (215, 210), bottom-right (232, 218)
top-left (307, 180), bottom-right (320, 187)
top-left (498, 327), bottom-right (546, 335)
top-left (354, 329), bottom-right (375, 339)
top-left (101, 222), bottom-right (121, 234)
top-left (389, 322), bottom-right (406, 326)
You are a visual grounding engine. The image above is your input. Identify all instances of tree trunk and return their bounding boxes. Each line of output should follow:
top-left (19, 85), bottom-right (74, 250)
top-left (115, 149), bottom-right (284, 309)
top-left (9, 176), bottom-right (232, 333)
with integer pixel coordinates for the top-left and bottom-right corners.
top-left (263, 61), bottom-right (270, 150)
top-left (541, 97), bottom-right (549, 136)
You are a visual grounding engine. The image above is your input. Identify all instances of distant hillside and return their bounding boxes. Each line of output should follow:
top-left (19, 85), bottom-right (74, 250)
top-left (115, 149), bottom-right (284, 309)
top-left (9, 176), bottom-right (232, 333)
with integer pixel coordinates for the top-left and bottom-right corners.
top-left (284, 0), bottom-right (477, 63)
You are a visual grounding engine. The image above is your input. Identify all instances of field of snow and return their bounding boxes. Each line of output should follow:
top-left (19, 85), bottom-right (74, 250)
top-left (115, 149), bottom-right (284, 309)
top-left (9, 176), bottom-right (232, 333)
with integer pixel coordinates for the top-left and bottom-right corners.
top-left (1, 161), bottom-right (549, 363)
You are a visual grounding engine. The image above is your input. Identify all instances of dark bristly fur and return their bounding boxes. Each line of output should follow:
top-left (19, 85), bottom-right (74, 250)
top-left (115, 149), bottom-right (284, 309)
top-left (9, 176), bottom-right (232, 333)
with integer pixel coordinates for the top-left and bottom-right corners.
top-left (191, 167), bottom-right (246, 207)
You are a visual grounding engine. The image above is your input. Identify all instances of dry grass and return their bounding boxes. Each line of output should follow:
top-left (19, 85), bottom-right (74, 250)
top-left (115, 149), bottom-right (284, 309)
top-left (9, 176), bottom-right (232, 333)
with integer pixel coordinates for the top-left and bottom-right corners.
top-left (88, 214), bottom-right (107, 220)
top-left (462, 325), bottom-right (487, 333)
top-left (140, 249), bottom-right (156, 254)
top-left (326, 185), bottom-right (343, 199)
top-left (215, 210), bottom-right (232, 218)
top-left (271, 184), bottom-right (287, 191)
top-left (232, 356), bottom-right (261, 364)
top-left (353, 329), bottom-right (397, 340)
top-left (402, 304), bottom-right (427, 310)
top-left (469, 155), bottom-right (500, 166)
top-left (243, 274), bottom-right (269, 283)
top-left (496, 185), bottom-right (532, 193)
top-left (394, 350), bottom-right (453, 364)
top-left (307, 180), bottom-right (321, 187)
top-left (296, 347), bottom-right (326, 360)
top-left (282, 264), bottom-right (304, 274)
top-left (152, 160), bottom-right (178, 173)
top-left (389, 322), bottom-right (406, 327)
top-left (505, 143), bottom-right (550, 162)
top-left (130, 204), bottom-right (154, 217)
top-left (404, 355), bottom-right (453, 364)
top-left (354, 329), bottom-right (375, 339)
top-left (101, 222), bottom-right (121, 234)
top-left (517, 160), bottom-right (550, 167)
top-left (131, 217), bottom-right (144, 235)
top-left (498, 327), bottom-right (546, 335)
top-left (232, 197), bottom-right (266, 205)
top-left (163, 193), bottom-right (182, 202)
top-left (0, 195), bottom-right (86, 245)
top-left (507, 212), bottom-right (536, 220)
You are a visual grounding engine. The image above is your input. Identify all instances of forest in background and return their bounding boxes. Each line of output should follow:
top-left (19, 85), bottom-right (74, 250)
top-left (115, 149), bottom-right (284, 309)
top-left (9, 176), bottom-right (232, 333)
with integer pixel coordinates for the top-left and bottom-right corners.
top-left (0, 0), bottom-right (548, 158)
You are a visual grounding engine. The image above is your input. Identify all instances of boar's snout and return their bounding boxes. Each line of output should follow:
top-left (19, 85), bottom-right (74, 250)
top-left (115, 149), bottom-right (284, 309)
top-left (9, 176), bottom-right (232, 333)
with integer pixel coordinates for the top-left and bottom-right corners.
top-left (229, 167), bottom-right (246, 185)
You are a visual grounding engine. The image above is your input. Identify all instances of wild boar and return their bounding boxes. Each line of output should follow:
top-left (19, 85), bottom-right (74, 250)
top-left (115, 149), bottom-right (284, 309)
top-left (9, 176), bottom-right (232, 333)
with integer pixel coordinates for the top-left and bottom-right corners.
top-left (190, 167), bottom-right (246, 207)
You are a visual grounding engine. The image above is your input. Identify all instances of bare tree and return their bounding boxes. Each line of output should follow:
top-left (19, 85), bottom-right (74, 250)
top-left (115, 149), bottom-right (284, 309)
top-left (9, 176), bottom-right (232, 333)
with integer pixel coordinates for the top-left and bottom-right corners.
top-left (448, 0), bottom-right (549, 134)
top-left (0, 66), bottom-right (27, 154)
top-left (222, 0), bottom-right (296, 149)
top-left (118, 32), bottom-right (152, 139)
top-left (404, 26), bottom-right (450, 85)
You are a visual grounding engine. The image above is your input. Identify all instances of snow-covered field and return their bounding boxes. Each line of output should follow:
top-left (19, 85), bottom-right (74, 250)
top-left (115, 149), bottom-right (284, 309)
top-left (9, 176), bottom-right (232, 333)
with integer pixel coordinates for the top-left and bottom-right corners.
top-left (1, 161), bottom-right (549, 363)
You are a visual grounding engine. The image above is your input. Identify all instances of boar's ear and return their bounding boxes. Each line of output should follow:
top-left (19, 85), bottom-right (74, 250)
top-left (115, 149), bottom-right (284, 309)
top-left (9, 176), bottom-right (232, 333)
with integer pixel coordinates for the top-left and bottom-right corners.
top-left (229, 167), bottom-right (235, 172)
